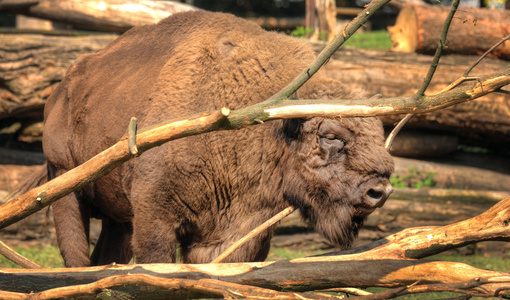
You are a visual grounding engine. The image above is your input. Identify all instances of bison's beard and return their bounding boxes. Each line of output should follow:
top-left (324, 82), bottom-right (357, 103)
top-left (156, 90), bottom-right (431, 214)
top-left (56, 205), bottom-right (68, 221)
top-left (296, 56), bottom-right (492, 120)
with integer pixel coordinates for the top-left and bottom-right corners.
top-left (285, 191), bottom-right (365, 249)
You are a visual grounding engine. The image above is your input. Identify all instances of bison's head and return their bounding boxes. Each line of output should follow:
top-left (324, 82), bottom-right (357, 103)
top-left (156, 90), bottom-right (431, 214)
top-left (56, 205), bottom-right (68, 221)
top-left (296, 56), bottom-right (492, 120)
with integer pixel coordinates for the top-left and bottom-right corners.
top-left (280, 81), bottom-right (394, 249)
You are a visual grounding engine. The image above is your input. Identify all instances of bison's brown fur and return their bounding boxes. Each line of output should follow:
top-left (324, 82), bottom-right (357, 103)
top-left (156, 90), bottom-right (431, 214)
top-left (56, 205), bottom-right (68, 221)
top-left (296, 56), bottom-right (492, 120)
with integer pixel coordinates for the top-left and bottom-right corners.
top-left (36, 11), bottom-right (394, 267)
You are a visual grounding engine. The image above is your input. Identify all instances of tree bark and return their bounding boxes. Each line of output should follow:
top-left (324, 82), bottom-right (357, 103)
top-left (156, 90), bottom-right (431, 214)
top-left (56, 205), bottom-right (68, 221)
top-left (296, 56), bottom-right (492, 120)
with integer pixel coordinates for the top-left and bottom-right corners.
top-left (0, 33), bottom-right (117, 119)
top-left (0, 0), bottom-right (198, 32)
top-left (0, 259), bottom-right (507, 296)
top-left (388, 4), bottom-right (510, 59)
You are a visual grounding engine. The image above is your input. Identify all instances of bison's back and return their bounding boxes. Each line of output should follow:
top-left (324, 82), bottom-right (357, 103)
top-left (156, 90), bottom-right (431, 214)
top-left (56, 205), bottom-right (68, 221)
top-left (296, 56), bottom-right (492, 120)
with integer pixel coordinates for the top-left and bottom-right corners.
top-left (43, 10), bottom-right (316, 166)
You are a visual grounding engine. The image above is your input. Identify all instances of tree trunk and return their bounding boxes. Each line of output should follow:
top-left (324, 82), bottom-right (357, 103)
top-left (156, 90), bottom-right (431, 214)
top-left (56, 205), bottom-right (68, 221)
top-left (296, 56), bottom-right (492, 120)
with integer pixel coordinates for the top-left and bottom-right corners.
top-left (0, 0), bottom-right (198, 32)
top-left (388, 4), bottom-right (510, 59)
top-left (0, 33), bottom-right (117, 119)
top-left (392, 156), bottom-right (510, 191)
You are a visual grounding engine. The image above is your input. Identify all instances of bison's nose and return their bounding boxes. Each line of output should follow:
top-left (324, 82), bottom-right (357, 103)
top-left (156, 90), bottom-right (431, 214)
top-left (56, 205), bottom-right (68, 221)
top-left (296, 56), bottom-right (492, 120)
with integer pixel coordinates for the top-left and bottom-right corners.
top-left (364, 180), bottom-right (393, 208)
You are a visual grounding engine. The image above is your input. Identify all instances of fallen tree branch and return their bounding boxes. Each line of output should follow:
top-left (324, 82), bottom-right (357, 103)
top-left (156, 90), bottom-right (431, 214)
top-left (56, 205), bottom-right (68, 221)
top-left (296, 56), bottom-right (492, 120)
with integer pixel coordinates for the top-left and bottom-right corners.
top-left (0, 240), bottom-right (41, 269)
top-left (0, 254), bottom-right (508, 297)
top-left (1, 197), bottom-right (509, 297)
top-left (0, 274), bottom-right (338, 300)
top-left (0, 67), bottom-right (508, 231)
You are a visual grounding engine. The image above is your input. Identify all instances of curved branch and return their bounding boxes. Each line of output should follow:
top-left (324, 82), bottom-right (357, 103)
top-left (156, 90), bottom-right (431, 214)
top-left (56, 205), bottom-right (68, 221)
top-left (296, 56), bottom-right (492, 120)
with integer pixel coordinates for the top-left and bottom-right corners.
top-left (211, 206), bottom-right (296, 263)
top-left (0, 67), bottom-right (508, 231)
top-left (0, 240), bottom-right (41, 269)
top-left (0, 274), bottom-right (337, 300)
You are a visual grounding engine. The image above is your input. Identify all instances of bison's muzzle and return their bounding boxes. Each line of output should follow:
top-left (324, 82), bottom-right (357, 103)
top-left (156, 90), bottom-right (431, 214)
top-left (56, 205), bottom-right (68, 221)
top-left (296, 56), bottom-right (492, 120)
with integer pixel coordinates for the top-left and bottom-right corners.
top-left (357, 178), bottom-right (393, 217)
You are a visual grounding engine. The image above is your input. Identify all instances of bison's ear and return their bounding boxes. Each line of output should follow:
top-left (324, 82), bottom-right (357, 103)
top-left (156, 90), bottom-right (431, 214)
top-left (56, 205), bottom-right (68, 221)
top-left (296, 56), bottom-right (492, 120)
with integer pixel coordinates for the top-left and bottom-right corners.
top-left (283, 92), bottom-right (304, 139)
top-left (283, 118), bottom-right (305, 140)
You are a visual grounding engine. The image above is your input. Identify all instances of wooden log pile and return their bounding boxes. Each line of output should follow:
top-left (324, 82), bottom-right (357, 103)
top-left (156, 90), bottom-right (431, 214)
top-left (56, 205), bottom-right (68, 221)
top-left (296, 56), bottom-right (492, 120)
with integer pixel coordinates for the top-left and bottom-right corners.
top-left (0, 34), bottom-right (117, 119)
top-left (0, 0), bottom-right (198, 32)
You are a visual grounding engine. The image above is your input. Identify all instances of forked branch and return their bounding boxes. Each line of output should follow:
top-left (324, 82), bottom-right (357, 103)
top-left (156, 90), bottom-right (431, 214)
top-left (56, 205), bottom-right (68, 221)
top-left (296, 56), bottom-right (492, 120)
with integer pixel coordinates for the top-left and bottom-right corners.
top-left (0, 67), bottom-right (508, 231)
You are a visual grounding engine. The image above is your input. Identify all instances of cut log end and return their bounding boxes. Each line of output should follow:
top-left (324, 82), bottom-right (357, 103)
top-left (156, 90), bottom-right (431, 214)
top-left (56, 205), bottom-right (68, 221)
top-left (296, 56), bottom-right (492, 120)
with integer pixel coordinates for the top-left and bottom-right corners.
top-left (388, 5), bottom-right (417, 53)
top-left (388, 4), bottom-right (510, 59)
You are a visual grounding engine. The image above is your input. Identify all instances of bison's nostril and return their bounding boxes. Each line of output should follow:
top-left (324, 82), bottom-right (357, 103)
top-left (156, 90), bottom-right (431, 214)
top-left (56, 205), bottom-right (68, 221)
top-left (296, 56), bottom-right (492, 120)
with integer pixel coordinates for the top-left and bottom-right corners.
top-left (364, 183), bottom-right (393, 208)
top-left (367, 187), bottom-right (384, 201)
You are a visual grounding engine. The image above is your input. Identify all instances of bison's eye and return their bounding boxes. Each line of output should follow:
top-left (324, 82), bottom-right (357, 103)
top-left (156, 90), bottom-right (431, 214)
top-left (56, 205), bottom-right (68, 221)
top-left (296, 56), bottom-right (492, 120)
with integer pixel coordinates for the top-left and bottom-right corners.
top-left (320, 134), bottom-right (345, 154)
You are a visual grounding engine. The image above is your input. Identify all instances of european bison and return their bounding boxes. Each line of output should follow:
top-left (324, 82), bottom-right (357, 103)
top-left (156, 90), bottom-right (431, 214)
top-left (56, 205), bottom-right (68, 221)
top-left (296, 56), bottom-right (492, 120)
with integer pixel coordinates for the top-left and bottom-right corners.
top-left (33, 11), bottom-right (394, 267)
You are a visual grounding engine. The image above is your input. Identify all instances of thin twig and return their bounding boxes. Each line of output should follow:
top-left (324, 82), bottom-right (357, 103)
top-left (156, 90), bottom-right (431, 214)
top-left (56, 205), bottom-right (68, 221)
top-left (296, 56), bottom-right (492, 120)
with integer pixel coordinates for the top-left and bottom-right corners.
top-left (127, 117), bottom-right (138, 156)
top-left (354, 277), bottom-right (510, 300)
top-left (384, 113), bottom-right (414, 151)
top-left (414, 0), bottom-right (461, 99)
top-left (436, 33), bottom-right (510, 95)
top-left (464, 33), bottom-right (510, 77)
top-left (0, 240), bottom-right (41, 269)
top-left (211, 206), bottom-right (296, 263)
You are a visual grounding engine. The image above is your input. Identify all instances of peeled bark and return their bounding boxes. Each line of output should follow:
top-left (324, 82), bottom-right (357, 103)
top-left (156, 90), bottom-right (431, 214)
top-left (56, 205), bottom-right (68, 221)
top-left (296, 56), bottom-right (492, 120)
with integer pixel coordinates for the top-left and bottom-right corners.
top-left (0, 33), bottom-right (117, 119)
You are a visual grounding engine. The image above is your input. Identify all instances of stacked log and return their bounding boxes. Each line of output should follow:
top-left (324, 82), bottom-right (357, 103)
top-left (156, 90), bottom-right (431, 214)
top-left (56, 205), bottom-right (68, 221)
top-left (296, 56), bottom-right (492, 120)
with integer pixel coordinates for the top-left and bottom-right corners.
top-left (0, 34), bottom-right (117, 119)
top-left (388, 4), bottom-right (510, 59)
top-left (0, 0), bottom-right (198, 32)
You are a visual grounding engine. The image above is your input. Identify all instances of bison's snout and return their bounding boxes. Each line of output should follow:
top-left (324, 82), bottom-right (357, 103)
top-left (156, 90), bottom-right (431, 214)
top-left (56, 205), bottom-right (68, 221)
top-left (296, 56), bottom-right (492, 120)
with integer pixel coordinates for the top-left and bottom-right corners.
top-left (364, 180), bottom-right (393, 208)
top-left (354, 179), bottom-right (393, 217)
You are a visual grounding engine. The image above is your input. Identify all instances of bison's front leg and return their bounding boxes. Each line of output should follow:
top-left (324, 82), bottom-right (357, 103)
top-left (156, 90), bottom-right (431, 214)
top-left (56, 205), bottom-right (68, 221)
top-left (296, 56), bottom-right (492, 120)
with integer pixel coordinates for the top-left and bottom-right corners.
top-left (52, 192), bottom-right (91, 267)
top-left (90, 218), bottom-right (133, 265)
